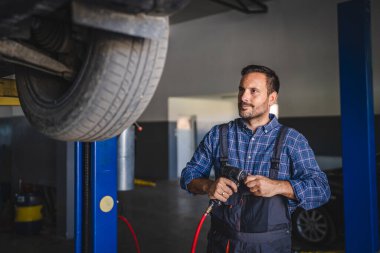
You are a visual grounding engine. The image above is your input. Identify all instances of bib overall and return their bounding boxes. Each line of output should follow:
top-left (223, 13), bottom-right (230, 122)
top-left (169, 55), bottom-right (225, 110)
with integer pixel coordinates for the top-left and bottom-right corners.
top-left (207, 125), bottom-right (291, 253)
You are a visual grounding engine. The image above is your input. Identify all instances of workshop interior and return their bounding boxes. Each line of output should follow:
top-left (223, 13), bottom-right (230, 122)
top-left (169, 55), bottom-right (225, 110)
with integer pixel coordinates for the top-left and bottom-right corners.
top-left (0, 0), bottom-right (379, 252)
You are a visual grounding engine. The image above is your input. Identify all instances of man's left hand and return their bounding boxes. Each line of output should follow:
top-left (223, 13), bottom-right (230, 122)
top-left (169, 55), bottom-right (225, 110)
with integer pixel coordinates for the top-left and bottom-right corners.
top-left (244, 175), bottom-right (296, 199)
top-left (244, 175), bottom-right (280, 197)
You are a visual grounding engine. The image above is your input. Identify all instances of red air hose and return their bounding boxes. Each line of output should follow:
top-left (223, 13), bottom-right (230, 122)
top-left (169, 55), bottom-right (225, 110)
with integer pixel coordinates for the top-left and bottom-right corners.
top-left (118, 215), bottom-right (141, 253)
top-left (191, 213), bottom-right (208, 253)
top-left (191, 202), bottom-right (215, 253)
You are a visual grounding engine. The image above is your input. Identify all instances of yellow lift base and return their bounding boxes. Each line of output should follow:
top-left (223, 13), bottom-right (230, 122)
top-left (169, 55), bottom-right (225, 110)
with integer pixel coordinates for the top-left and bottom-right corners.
top-left (134, 179), bottom-right (156, 187)
top-left (0, 78), bottom-right (20, 106)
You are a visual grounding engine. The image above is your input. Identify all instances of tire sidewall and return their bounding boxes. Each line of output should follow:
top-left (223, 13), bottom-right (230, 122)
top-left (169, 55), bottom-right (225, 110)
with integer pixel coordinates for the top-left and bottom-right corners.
top-left (16, 31), bottom-right (109, 133)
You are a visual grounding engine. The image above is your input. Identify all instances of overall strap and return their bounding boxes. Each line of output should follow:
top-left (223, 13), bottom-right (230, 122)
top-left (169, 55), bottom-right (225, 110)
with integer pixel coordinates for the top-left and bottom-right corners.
top-left (269, 126), bottom-right (288, 180)
top-left (219, 124), bottom-right (229, 167)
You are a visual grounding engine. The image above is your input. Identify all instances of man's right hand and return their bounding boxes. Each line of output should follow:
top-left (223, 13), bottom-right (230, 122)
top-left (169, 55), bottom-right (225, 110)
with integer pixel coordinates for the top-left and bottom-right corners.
top-left (207, 177), bottom-right (238, 202)
top-left (187, 178), bottom-right (238, 202)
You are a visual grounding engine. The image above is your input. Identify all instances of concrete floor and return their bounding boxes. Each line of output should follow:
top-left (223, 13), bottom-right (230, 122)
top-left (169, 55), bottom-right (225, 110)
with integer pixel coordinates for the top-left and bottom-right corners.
top-left (0, 181), bottom-right (210, 253)
top-left (118, 180), bottom-right (210, 253)
top-left (0, 180), bottom-right (344, 253)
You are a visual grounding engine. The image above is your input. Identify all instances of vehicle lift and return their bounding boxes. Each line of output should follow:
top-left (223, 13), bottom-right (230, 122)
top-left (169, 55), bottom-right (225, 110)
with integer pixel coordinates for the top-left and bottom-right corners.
top-left (75, 139), bottom-right (118, 253)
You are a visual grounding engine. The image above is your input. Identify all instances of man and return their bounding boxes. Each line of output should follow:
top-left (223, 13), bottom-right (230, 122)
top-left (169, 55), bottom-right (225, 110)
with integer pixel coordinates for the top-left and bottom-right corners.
top-left (180, 64), bottom-right (330, 253)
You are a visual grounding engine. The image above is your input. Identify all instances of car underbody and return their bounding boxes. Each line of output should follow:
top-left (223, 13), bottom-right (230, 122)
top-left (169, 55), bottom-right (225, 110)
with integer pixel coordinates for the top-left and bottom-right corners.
top-left (0, 0), bottom-right (189, 141)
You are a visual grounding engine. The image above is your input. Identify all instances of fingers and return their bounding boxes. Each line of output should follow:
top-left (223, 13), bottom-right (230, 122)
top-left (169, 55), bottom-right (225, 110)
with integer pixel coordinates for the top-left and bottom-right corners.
top-left (245, 175), bottom-right (259, 188)
top-left (219, 177), bottom-right (238, 195)
top-left (245, 175), bottom-right (263, 196)
top-left (208, 177), bottom-right (238, 202)
top-left (209, 189), bottom-right (228, 202)
top-left (244, 175), bottom-right (263, 184)
top-left (215, 190), bottom-right (228, 202)
top-left (224, 179), bottom-right (238, 193)
top-left (220, 184), bottom-right (233, 196)
top-left (244, 175), bottom-right (278, 197)
top-left (249, 185), bottom-right (260, 195)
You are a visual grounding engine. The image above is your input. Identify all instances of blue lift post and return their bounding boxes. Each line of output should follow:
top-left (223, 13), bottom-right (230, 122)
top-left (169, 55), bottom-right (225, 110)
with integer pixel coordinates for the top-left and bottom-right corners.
top-left (75, 142), bottom-right (83, 253)
top-left (75, 139), bottom-right (118, 253)
top-left (338, 0), bottom-right (379, 252)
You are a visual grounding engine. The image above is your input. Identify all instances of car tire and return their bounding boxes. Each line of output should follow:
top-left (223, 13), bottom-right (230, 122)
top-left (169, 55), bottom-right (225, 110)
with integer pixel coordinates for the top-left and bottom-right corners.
top-left (292, 207), bottom-right (336, 245)
top-left (15, 21), bottom-right (168, 142)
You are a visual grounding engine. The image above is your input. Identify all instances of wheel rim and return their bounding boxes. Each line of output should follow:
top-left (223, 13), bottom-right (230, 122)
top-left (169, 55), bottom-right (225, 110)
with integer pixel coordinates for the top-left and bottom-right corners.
top-left (296, 209), bottom-right (329, 243)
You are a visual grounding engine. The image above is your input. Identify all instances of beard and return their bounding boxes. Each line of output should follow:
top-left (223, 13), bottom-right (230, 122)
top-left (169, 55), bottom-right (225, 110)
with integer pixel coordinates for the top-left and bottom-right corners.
top-left (238, 102), bottom-right (266, 120)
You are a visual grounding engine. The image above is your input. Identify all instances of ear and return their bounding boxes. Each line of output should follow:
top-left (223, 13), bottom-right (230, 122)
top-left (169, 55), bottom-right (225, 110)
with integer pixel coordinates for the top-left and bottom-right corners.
top-left (268, 91), bottom-right (278, 106)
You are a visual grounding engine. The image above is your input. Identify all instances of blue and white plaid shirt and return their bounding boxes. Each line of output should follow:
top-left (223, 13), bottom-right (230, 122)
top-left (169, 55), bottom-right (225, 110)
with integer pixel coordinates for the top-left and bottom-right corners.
top-left (180, 114), bottom-right (331, 213)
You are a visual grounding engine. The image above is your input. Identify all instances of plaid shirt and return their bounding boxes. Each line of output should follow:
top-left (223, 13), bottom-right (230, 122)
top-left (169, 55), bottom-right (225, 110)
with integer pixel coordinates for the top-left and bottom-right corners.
top-left (180, 114), bottom-right (331, 213)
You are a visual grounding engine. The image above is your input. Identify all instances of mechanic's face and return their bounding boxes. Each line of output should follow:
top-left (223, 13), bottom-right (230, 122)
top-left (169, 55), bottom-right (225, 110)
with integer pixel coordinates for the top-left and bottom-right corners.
top-left (238, 72), bottom-right (277, 121)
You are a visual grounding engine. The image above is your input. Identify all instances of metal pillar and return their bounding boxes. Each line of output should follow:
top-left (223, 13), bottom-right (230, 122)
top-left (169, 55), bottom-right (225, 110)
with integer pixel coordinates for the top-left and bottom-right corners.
top-left (75, 138), bottom-right (118, 253)
top-left (118, 127), bottom-right (135, 191)
top-left (338, 1), bottom-right (379, 252)
top-left (75, 142), bottom-right (83, 253)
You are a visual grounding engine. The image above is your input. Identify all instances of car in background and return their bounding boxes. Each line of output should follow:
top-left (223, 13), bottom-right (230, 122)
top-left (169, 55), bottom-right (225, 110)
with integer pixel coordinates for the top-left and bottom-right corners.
top-left (292, 153), bottom-right (380, 247)
top-left (0, 0), bottom-right (189, 142)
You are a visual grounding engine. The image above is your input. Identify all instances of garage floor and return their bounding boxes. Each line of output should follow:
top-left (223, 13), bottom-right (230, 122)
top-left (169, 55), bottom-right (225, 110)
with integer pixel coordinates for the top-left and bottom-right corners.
top-left (0, 180), bottom-right (343, 253)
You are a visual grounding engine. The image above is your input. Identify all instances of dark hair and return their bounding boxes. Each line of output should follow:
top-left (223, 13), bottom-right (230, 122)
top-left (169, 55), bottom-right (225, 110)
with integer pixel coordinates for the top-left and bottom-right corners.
top-left (241, 65), bottom-right (280, 94)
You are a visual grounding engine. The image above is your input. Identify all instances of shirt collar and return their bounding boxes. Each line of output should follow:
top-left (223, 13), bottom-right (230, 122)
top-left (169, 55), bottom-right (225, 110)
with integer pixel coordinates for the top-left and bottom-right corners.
top-left (238, 114), bottom-right (280, 134)
top-left (237, 118), bottom-right (252, 134)
top-left (263, 114), bottom-right (280, 133)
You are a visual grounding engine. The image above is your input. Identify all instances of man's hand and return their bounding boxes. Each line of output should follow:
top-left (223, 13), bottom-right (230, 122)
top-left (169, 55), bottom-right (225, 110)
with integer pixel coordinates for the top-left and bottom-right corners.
top-left (187, 177), bottom-right (237, 203)
top-left (244, 175), bottom-right (296, 199)
top-left (207, 177), bottom-right (238, 202)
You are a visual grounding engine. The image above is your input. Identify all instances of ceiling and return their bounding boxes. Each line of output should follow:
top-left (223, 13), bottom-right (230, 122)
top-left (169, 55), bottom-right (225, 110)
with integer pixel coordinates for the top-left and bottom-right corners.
top-left (169, 0), bottom-right (232, 24)
top-left (169, 0), bottom-right (271, 24)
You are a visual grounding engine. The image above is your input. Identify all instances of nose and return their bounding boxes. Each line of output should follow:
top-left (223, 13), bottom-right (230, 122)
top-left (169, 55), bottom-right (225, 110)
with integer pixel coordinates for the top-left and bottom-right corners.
top-left (240, 90), bottom-right (250, 102)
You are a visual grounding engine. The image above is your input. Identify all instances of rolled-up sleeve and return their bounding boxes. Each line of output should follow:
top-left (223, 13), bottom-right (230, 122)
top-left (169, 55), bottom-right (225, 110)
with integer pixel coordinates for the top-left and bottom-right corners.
top-left (180, 127), bottom-right (216, 192)
top-left (287, 132), bottom-right (331, 211)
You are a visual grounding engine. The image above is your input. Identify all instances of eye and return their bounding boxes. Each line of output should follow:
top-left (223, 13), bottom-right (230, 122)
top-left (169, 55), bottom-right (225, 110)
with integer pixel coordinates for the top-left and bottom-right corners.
top-left (250, 88), bottom-right (258, 94)
top-left (238, 87), bottom-right (244, 93)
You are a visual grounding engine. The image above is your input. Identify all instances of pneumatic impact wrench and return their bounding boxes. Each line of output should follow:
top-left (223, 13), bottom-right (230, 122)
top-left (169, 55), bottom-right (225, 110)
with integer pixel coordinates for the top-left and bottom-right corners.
top-left (208, 165), bottom-right (248, 209)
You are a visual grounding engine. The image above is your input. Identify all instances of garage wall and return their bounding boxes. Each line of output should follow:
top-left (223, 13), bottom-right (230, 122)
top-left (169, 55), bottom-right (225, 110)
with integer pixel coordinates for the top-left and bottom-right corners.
top-left (134, 0), bottom-right (380, 180)
top-left (0, 117), bottom-right (64, 187)
top-left (139, 0), bottom-right (380, 121)
top-left (168, 97), bottom-right (238, 141)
